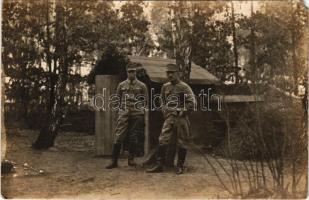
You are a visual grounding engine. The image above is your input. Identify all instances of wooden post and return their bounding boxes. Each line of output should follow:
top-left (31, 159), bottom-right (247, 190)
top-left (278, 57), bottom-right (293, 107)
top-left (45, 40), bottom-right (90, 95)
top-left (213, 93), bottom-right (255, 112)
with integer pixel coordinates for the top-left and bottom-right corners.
top-left (95, 75), bottom-right (119, 156)
top-left (144, 109), bottom-right (150, 155)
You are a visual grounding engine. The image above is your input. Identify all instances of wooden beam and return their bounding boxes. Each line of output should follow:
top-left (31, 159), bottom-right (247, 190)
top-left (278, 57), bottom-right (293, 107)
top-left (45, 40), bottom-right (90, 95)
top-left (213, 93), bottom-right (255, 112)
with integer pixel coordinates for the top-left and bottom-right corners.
top-left (144, 109), bottom-right (150, 155)
top-left (95, 75), bottom-right (119, 156)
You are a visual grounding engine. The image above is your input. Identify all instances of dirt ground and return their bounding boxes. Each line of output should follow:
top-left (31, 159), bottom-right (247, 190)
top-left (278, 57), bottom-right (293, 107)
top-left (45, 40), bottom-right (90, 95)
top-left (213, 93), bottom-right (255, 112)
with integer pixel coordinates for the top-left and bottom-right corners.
top-left (2, 128), bottom-right (307, 199)
top-left (2, 128), bottom-right (232, 199)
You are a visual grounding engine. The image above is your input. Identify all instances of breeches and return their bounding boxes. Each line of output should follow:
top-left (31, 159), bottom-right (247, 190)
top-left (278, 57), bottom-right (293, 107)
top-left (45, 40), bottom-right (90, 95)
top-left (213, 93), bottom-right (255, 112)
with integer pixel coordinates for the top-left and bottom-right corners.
top-left (114, 112), bottom-right (144, 146)
top-left (158, 115), bottom-right (190, 149)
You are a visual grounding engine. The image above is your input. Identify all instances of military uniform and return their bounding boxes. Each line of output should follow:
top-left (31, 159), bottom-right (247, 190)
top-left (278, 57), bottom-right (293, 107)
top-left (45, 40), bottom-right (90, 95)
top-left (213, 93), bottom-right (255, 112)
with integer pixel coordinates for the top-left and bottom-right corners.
top-left (106, 64), bottom-right (148, 169)
top-left (159, 81), bottom-right (195, 149)
top-left (147, 63), bottom-right (196, 174)
top-left (114, 79), bottom-right (148, 145)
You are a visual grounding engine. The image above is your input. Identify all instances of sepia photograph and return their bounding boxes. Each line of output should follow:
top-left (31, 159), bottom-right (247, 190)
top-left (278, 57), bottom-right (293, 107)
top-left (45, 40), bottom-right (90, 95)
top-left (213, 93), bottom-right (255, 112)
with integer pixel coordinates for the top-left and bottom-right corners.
top-left (1, 0), bottom-right (308, 199)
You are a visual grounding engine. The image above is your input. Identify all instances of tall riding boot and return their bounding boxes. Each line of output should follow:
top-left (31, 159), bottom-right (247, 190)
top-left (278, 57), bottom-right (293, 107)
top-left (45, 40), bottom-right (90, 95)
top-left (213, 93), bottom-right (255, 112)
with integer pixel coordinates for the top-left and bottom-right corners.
top-left (128, 145), bottom-right (137, 167)
top-left (105, 143), bottom-right (121, 169)
top-left (176, 147), bottom-right (187, 174)
top-left (146, 145), bottom-right (167, 173)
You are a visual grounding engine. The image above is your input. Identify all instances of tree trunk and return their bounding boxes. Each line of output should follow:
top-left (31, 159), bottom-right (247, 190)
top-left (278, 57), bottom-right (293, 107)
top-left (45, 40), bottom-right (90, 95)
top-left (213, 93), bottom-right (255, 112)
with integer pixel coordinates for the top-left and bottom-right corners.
top-left (44, 0), bottom-right (56, 113)
top-left (292, 34), bottom-right (298, 96)
top-left (32, 2), bottom-right (68, 150)
top-left (231, 2), bottom-right (240, 84)
top-left (291, 11), bottom-right (299, 96)
top-left (249, 0), bottom-right (257, 83)
top-left (170, 1), bottom-right (192, 83)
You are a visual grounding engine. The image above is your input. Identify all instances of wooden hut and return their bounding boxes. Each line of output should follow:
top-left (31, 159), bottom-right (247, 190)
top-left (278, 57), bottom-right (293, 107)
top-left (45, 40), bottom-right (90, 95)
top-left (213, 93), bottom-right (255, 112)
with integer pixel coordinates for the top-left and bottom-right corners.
top-left (95, 56), bottom-right (221, 155)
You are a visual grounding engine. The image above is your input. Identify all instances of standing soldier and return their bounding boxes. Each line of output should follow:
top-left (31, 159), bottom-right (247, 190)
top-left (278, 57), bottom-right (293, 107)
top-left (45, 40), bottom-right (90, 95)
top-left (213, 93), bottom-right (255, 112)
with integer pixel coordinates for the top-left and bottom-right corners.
top-left (146, 63), bottom-right (196, 174)
top-left (106, 63), bottom-right (148, 169)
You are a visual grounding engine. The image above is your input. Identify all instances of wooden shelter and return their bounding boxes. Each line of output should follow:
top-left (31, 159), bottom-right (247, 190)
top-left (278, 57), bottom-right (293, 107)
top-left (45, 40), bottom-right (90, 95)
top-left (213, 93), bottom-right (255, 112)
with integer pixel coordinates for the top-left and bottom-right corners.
top-left (95, 56), bottom-right (220, 156)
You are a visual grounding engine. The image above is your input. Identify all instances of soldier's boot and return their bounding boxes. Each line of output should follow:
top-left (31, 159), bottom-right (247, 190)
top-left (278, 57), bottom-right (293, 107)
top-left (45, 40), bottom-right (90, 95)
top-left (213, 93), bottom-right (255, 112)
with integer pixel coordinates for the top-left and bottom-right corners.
top-left (146, 145), bottom-right (167, 173)
top-left (175, 147), bottom-right (187, 175)
top-left (128, 145), bottom-right (137, 167)
top-left (105, 143), bottom-right (121, 169)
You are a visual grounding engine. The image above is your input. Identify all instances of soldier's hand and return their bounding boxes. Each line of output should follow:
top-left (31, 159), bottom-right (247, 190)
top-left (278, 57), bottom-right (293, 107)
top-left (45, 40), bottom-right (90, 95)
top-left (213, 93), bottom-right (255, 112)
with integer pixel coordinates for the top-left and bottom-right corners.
top-left (162, 105), bottom-right (168, 115)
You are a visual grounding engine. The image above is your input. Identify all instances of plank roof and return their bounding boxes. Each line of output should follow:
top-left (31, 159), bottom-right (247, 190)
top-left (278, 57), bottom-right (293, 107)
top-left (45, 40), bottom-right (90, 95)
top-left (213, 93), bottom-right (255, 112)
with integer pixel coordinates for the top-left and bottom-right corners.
top-left (129, 56), bottom-right (220, 85)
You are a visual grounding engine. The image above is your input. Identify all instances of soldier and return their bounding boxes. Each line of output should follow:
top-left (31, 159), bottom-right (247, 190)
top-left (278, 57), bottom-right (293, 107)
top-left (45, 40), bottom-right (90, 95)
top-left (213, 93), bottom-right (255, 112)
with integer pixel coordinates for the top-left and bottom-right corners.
top-left (146, 63), bottom-right (196, 174)
top-left (106, 63), bottom-right (148, 169)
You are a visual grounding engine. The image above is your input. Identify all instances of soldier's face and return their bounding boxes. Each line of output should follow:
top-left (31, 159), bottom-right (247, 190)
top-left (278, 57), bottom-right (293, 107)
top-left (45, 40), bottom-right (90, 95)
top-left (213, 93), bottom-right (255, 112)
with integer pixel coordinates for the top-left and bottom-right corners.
top-left (167, 71), bottom-right (179, 82)
top-left (127, 70), bottom-right (136, 81)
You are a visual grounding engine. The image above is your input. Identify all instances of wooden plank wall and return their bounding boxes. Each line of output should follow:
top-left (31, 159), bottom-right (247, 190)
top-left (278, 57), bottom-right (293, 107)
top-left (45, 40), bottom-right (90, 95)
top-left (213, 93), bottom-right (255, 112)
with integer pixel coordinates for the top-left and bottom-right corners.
top-left (95, 75), bottom-right (119, 156)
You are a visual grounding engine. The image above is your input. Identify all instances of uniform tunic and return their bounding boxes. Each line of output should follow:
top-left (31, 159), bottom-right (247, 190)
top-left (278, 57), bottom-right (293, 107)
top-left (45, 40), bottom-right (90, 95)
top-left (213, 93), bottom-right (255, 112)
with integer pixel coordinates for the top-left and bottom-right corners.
top-left (159, 81), bottom-right (196, 148)
top-left (114, 79), bottom-right (148, 144)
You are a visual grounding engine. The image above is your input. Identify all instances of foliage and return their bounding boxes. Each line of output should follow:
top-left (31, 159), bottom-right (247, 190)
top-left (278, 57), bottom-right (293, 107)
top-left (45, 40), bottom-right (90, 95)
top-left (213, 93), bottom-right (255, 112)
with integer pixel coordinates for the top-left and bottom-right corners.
top-left (2, 1), bottom-right (47, 116)
top-left (190, 3), bottom-right (233, 81)
top-left (118, 1), bottom-right (154, 56)
top-left (87, 45), bottom-right (129, 84)
top-left (213, 90), bottom-right (307, 197)
top-left (152, 2), bottom-right (233, 82)
top-left (2, 0), bottom-right (152, 125)
top-left (238, 1), bottom-right (307, 92)
top-left (206, 2), bottom-right (308, 197)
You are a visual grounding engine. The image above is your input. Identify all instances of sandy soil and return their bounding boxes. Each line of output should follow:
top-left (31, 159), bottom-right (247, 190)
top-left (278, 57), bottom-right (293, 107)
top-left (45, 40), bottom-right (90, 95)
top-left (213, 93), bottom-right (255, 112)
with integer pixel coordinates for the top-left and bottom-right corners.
top-left (2, 128), bottom-right (231, 199)
top-left (2, 128), bottom-right (307, 199)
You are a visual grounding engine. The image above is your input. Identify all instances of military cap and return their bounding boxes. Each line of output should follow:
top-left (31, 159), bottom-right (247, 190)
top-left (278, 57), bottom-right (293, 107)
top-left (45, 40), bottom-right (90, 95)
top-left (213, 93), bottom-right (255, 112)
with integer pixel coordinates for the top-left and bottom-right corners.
top-left (126, 62), bottom-right (138, 71)
top-left (166, 63), bottom-right (179, 72)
